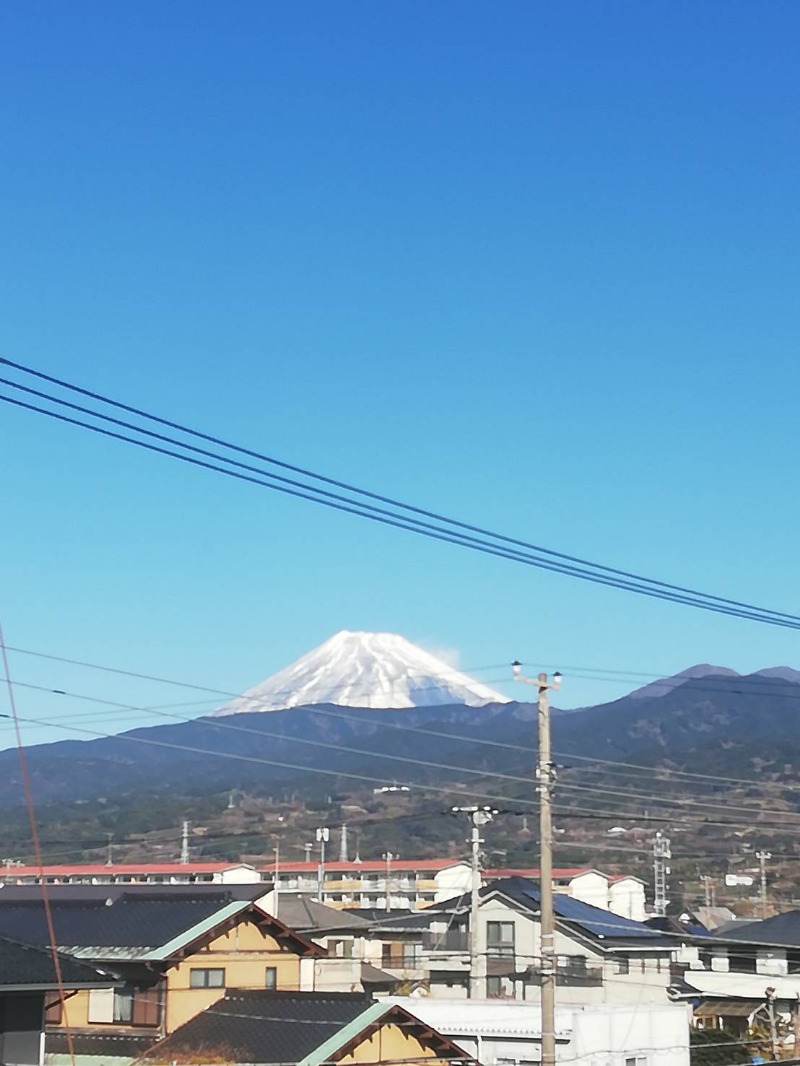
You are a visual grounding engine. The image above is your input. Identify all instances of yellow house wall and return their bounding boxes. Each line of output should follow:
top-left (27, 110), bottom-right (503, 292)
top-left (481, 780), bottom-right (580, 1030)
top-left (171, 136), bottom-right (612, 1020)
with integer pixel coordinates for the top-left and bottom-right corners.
top-left (166, 920), bottom-right (304, 1031)
top-left (55, 918), bottom-right (306, 1035)
top-left (339, 1024), bottom-right (454, 1066)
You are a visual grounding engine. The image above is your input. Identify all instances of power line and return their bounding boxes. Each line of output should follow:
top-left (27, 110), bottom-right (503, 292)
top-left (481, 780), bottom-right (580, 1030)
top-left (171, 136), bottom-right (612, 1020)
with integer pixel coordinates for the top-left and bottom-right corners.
top-left (8, 640), bottom-right (800, 799)
top-left (2, 360), bottom-right (800, 627)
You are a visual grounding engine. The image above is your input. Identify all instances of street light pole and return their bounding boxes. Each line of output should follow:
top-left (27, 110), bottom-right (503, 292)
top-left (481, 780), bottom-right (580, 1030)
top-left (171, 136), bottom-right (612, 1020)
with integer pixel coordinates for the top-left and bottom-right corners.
top-left (453, 805), bottom-right (496, 999)
top-left (513, 662), bottom-right (561, 1066)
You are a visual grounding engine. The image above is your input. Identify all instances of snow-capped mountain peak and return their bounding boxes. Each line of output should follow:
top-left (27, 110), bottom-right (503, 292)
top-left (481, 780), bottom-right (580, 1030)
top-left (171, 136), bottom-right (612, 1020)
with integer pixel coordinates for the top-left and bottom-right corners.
top-left (213, 630), bottom-right (510, 714)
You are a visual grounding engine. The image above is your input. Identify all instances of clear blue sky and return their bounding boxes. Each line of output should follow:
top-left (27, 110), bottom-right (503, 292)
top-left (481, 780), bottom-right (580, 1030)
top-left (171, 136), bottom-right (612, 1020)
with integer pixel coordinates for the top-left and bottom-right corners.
top-left (1, 1), bottom-right (799, 746)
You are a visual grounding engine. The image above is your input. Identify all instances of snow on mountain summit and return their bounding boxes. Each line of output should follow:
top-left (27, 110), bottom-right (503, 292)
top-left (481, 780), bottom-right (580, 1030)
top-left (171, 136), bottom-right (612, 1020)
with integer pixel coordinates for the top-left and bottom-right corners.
top-left (213, 630), bottom-right (510, 714)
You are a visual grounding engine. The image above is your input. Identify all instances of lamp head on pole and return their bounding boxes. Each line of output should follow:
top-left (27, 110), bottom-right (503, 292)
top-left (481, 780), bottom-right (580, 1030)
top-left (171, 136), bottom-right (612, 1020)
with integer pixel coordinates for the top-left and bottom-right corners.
top-left (512, 660), bottom-right (521, 679)
top-left (552, 671), bottom-right (562, 691)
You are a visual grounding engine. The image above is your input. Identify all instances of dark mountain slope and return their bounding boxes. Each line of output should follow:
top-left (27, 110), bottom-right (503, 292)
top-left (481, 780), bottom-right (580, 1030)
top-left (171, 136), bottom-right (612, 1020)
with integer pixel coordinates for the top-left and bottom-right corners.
top-left (0, 670), bottom-right (797, 808)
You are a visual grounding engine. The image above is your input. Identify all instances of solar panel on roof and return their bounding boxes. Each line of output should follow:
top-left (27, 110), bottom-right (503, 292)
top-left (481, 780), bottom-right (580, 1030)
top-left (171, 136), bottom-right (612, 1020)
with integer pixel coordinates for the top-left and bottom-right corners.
top-left (508, 878), bottom-right (660, 939)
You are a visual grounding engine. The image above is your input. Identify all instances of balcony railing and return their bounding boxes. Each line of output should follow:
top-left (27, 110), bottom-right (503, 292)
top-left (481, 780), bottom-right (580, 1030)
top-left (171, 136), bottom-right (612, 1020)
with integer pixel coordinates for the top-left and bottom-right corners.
top-left (422, 930), bottom-right (469, 953)
top-left (526, 963), bottom-right (603, 987)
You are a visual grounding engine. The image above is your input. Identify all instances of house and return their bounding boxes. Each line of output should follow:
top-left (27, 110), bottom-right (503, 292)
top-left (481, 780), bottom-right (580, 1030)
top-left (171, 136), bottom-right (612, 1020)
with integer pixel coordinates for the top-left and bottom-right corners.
top-left (673, 910), bottom-right (800, 1037)
top-left (386, 996), bottom-right (691, 1066)
top-left (422, 877), bottom-right (677, 1002)
top-left (259, 895), bottom-right (399, 993)
top-left (0, 885), bottom-right (324, 1064)
top-left (482, 868), bottom-right (647, 922)
top-left (2, 860), bottom-right (648, 917)
top-left (139, 990), bottom-right (475, 1066)
top-left (0, 934), bottom-right (113, 1066)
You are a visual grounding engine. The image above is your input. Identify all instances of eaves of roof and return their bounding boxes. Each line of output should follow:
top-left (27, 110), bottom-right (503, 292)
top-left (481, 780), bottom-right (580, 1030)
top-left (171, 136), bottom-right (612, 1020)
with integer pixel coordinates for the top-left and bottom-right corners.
top-left (297, 1002), bottom-right (389, 1066)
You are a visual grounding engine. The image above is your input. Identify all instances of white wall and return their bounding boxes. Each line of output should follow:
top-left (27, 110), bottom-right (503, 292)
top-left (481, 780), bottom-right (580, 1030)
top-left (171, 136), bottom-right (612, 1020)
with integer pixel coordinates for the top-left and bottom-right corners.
top-left (386, 998), bottom-right (690, 1066)
top-left (435, 863), bottom-right (473, 902)
top-left (608, 880), bottom-right (646, 922)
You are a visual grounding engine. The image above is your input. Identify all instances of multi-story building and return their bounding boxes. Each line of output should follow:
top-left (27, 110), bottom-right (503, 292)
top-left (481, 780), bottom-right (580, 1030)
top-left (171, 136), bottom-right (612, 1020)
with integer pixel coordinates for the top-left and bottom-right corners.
top-left (2, 859), bottom-right (647, 916)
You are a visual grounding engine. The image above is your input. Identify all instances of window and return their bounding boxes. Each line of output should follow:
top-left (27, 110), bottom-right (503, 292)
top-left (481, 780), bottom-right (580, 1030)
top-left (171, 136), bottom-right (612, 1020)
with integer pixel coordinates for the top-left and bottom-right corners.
top-left (114, 989), bottom-right (133, 1023)
top-left (265, 967), bottom-right (277, 990)
top-left (189, 968), bottom-right (226, 989)
top-left (486, 975), bottom-right (514, 999)
top-left (613, 955), bottom-right (630, 975)
top-left (44, 996), bottom-right (62, 1024)
top-left (560, 955), bottom-right (587, 977)
top-left (328, 939), bottom-right (353, 959)
top-left (486, 921), bottom-right (515, 957)
top-left (86, 985), bottom-right (161, 1027)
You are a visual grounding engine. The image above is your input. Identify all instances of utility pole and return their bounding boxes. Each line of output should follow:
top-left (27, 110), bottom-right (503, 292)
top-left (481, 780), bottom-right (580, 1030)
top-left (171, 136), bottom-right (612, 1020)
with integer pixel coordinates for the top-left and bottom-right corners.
top-left (765, 986), bottom-right (778, 1060)
top-left (273, 843), bottom-right (280, 921)
top-left (316, 827), bottom-right (329, 902)
top-left (758, 851), bottom-right (772, 918)
top-left (701, 875), bottom-right (715, 908)
top-left (383, 852), bottom-right (396, 911)
top-left (452, 805), bottom-right (496, 999)
top-left (180, 820), bottom-right (190, 865)
top-left (513, 662), bottom-right (562, 1066)
top-left (340, 825), bottom-right (349, 863)
top-left (652, 832), bottom-right (671, 916)
top-left (106, 833), bottom-right (114, 867)
top-left (304, 842), bottom-right (313, 863)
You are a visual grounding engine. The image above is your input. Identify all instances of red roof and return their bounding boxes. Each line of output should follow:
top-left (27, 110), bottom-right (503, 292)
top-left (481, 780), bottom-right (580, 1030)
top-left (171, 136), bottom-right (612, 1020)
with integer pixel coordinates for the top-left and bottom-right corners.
top-left (483, 867), bottom-right (595, 879)
top-left (3, 862), bottom-right (254, 878)
top-left (269, 859), bottom-right (469, 874)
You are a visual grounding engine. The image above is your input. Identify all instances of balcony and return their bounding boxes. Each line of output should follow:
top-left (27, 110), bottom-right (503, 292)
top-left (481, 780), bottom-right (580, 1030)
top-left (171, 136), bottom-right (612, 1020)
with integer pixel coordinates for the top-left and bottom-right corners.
top-left (525, 962), bottom-right (603, 987)
top-left (422, 930), bottom-right (469, 953)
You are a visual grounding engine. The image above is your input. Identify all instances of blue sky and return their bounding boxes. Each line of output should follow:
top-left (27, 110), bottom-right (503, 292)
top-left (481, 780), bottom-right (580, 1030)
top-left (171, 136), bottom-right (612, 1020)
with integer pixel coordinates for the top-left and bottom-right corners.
top-left (1, 1), bottom-right (799, 746)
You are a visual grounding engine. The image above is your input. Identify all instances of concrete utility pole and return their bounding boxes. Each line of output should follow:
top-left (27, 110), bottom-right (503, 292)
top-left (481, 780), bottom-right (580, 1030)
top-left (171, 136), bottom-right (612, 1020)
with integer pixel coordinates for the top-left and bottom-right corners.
top-left (452, 805), bottom-right (496, 999)
top-left (701, 875), bottom-right (716, 908)
top-left (765, 986), bottom-right (779, 1060)
top-left (304, 842), bottom-right (313, 863)
top-left (758, 851), bottom-right (772, 918)
top-left (180, 820), bottom-right (190, 865)
top-left (652, 833), bottom-right (672, 917)
top-left (273, 843), bottom-right (280, 920)
top-left (383, 852), bottom-right (396, 911)
top-left (339, 824), bottom-right (349, 863)
top-left (513, 662), bottom-right (562, 1066)
top-left (316, 827), bottom-right (330, 902)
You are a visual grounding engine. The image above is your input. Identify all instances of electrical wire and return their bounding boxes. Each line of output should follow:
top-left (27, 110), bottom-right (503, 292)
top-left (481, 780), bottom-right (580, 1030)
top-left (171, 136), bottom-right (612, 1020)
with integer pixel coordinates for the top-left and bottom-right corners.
top-left (0, 624), bottom-right (77, 1066)
top-left (7, 641), bottom-right (800, 800)
top-left (2, 362), bottom-right (800, 627)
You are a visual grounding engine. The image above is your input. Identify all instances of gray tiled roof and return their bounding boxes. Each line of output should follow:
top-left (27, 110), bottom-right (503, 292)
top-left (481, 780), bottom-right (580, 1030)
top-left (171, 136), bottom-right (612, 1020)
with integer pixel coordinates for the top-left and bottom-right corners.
top-left (0, 890), bottom-right (258, 953)
top-left (0, 935), bottom-right (111, 989)
top-left (142, 990), bottom-right (374, 1064)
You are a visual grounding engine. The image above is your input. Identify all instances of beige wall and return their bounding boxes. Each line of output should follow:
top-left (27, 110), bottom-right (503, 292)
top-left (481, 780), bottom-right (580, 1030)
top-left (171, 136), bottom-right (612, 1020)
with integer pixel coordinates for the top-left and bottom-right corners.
top-left (340, 1023), bottom-right (455, 1066)
top-left (56, 916), bottom-right (307, 1036)
top-left (166, 920), bottom-right (305, 1030)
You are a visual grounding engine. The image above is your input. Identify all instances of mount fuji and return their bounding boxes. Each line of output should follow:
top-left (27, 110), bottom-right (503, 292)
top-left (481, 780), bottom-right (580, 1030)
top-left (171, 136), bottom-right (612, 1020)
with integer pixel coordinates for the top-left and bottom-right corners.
top-left (213, 630), bottom-right (510, 714)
